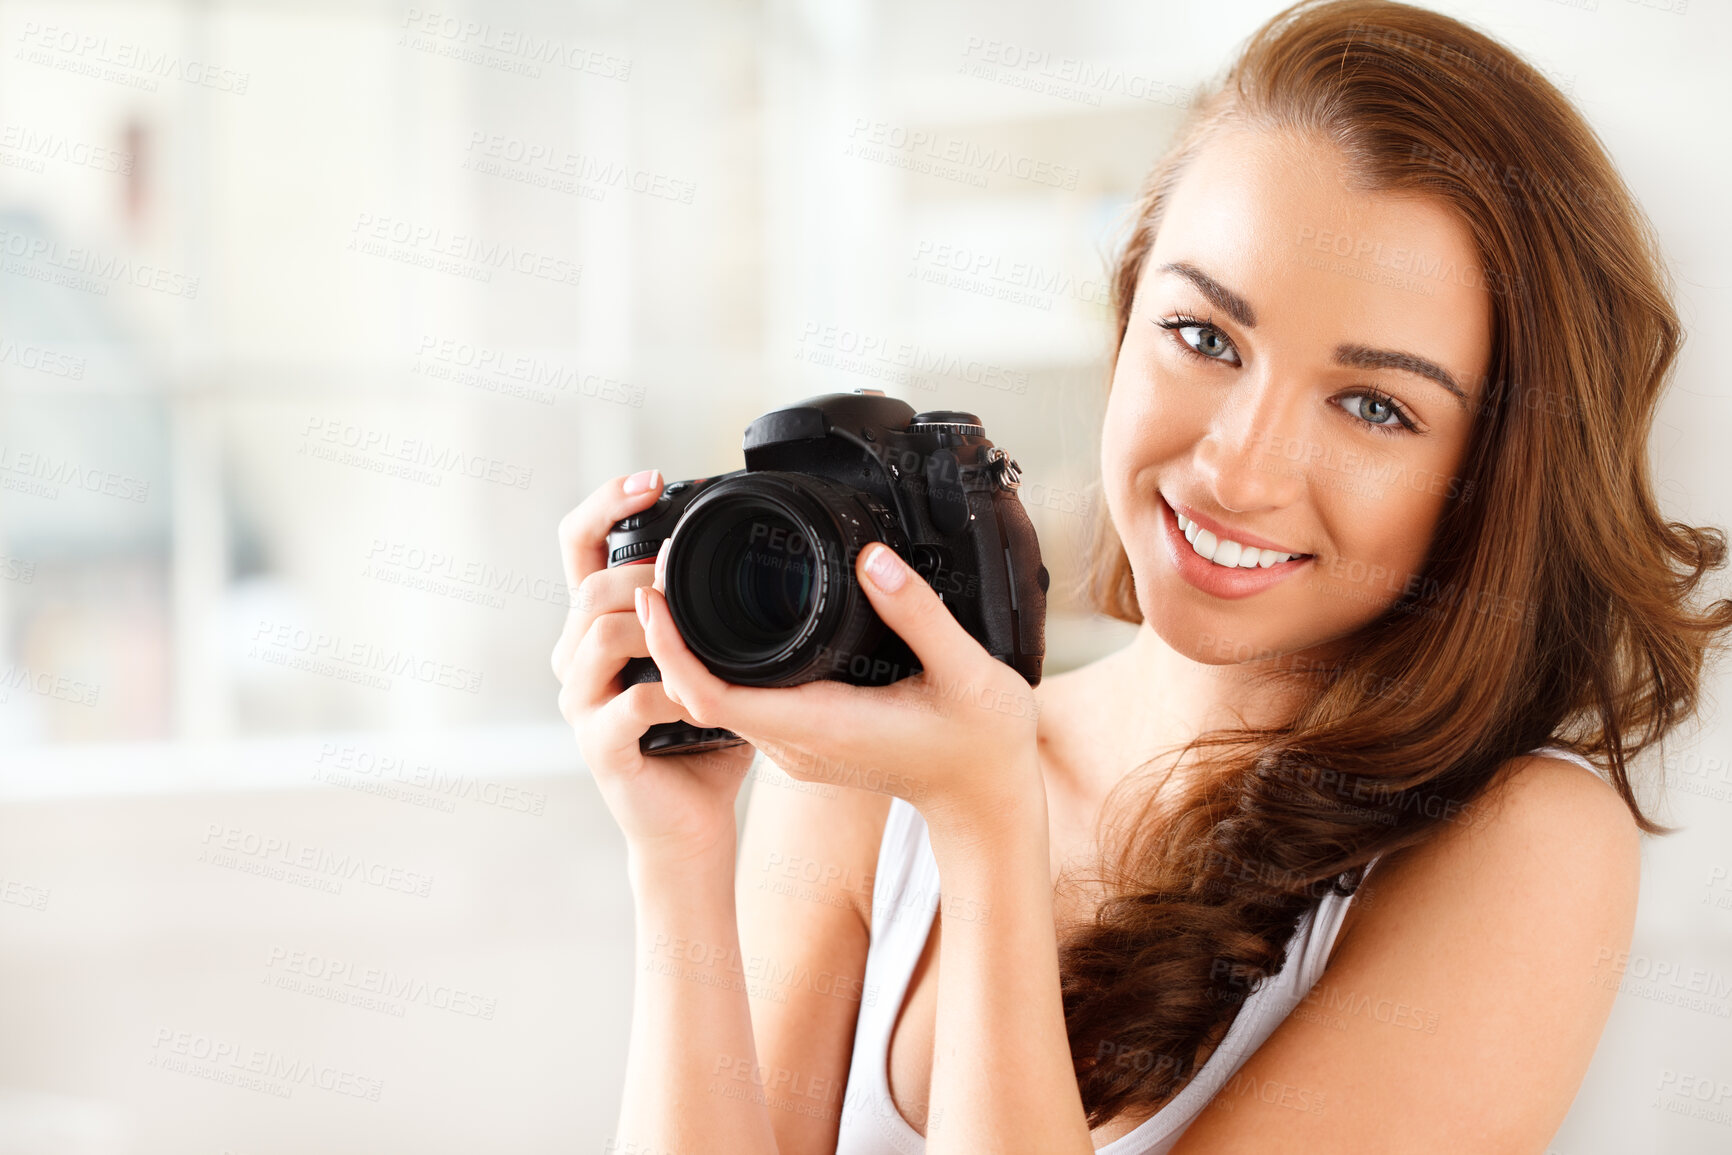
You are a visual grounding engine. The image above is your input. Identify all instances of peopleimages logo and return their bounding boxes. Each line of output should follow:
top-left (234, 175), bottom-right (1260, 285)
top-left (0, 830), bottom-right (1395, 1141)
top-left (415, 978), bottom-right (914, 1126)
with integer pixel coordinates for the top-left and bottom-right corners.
top-left (299, 416), bottom-right (534, 490)
top-left (0, 224), bottom-right (200, 299)
top-left (314, 739), bottom-right (549, 815)
top-left (200, 823), bottom-right (436, 898)
top-left (463, 132), bottom-right (695, 204)
top-left (13, 21), bottom-right (251, 94)
top-left (264, 946), bottom-right (499, 1020)
top-left (908, 239), bottom-right (1110, 313)
top-left (0, 123), bottom-right (133, 174)
top-left (398, 9), bottom-right (631, 81)
top-left (0, 338), bottom-right (86, 379)
top-left (412, 336), bottom-right (645, 408)
top-left (347, 212), bottom-right (582, 287)
top-left (148, 1028), bottom-right (383, 1101)
top-left (957, 37), bottom-right (1195, 109)
top-left (0, 442), bottom-right (150, 503)
top-left (0, 663), bottom-right (100, 708)
top-left (248, 617), bottom-right (486, 696)
top-left (793, 322), bottom-right (1029, 395)
top-left (845, 119), bottom-right (1081, 190)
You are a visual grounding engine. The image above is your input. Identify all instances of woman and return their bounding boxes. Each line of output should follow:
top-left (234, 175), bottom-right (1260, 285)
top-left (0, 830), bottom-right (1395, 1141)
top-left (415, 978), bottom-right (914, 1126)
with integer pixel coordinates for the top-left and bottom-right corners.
top-left (551, 1), bottom-right (1732, 1151)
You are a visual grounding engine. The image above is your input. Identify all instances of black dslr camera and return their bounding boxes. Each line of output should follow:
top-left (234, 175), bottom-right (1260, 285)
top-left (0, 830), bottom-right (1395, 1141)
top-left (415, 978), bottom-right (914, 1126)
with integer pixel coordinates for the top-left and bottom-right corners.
top-left (605, 388), bottom-right (1048, 756)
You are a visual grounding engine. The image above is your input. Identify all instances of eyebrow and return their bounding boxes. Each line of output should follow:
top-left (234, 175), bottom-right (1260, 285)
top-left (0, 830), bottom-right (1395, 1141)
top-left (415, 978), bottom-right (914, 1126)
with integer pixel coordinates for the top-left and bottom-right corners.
top-left (1161, 262), bottom-right (1257, 328)
top-left (1158, 261), bottom-right (1469, 410)
top-left (1333, 344), bottom-right (1469, 409)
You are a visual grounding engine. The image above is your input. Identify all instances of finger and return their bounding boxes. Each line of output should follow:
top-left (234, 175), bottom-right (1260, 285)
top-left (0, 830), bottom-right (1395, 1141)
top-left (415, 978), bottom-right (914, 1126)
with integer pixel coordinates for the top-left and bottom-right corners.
top-left (855, 542), bottom-right (980, 682)
top-left (636, 584), bottom-right (718, 715)
top-left (638, 585), bottom-right (878, 750)
top-left (562, 610), bottom-right (649, 710)
top-left (557, 468), bottom-right (664, 597)
top-left (551, 564), bottom-right (658, 677)
top-left (560, 659), bottom-right (700, 733)
top-left (580, 679), bottom-right (703, 767)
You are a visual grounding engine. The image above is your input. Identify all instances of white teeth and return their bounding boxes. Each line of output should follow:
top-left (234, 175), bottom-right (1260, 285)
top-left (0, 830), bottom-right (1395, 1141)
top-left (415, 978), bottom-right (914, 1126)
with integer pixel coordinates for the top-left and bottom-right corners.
top-left (1173, 509), bottom-right (1304, 568)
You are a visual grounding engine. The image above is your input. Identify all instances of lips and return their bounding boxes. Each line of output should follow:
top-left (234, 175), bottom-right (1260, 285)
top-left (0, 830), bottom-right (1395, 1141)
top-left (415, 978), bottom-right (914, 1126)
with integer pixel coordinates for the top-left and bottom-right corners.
top-left (1157, 493), bottom-right (1312, 600)
top-left (1164, 495), bottom-right (1310, 562)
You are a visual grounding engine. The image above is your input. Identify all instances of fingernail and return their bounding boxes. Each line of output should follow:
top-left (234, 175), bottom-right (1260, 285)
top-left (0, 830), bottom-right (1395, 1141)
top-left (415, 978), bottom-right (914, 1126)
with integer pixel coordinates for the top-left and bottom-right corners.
top-left (634, 586), bottom-right (649, 627)
top-left (623, 468), bottom-right (660, 495)
top-left (863, 543), bottom-right (906, 592)
top-left (654, 539), bottom-right (669, 587)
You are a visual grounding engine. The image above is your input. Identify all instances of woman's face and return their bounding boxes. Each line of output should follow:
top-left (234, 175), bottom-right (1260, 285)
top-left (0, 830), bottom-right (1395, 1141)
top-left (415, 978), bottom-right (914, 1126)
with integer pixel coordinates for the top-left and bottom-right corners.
top-left (1103, 125), bottom-right (1494, 668)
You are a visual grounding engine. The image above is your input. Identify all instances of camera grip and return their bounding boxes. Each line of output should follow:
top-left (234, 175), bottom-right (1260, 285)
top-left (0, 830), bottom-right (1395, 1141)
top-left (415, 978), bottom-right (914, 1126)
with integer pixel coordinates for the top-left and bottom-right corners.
top-left (620, 656), bottom-right (750, 756)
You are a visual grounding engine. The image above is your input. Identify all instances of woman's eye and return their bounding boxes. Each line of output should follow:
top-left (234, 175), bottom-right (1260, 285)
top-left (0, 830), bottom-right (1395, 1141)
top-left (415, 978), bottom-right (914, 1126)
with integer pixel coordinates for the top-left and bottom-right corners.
top-left (1338, 391), bottom-right (1415, 433)
top-left (1160, 318), bottom-right (1242, 366)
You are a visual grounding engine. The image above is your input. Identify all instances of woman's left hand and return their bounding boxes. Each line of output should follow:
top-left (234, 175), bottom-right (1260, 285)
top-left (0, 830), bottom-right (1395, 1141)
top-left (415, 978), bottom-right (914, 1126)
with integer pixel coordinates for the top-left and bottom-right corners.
top-left (636, 540), bottom-right (1045, 839)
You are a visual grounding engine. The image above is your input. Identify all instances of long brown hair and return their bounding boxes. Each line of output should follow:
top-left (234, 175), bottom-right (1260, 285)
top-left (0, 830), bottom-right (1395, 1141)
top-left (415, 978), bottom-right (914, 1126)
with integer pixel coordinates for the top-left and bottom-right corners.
top-left (1061, 0), bottom-right (1732, 1126)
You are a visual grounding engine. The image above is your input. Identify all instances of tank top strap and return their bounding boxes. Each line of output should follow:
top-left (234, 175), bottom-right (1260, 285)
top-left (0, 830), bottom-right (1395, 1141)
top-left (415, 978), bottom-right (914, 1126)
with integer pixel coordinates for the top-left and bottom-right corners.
top-left (869, 796), bottom-right (944, 938)
top-left (835, 795), bottom-right (943, 1155)
top-left (1526, 743), bottom-right (1602, 777)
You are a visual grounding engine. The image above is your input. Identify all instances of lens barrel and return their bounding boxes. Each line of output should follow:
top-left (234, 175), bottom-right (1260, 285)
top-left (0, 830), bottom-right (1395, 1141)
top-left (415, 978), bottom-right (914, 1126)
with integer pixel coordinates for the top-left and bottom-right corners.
top-left (661, 471), bottom-right (907, 686)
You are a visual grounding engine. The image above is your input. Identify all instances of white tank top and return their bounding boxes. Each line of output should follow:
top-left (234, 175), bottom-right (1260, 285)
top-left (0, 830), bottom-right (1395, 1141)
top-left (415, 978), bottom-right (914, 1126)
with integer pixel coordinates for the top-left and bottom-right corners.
top-left (833, 744), bottom-right (1598, 1154)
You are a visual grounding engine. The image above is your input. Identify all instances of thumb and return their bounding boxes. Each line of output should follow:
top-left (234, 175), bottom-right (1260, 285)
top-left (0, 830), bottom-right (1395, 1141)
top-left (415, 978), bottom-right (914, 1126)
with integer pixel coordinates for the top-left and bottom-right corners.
top-left (856, 542), bottom-right (977, 680)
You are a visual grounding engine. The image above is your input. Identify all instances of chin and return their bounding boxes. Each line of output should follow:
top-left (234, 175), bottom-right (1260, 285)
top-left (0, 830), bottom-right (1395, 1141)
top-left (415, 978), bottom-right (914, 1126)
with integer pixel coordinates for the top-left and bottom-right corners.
top-left (1134, 570), bottom-right (1310, 665)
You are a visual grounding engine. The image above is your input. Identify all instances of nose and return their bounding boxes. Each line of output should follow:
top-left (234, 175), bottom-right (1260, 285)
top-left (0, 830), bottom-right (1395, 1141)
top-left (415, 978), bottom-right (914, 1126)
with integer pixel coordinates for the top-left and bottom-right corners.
top-left (1194, 372), bottom-right (1310, 513)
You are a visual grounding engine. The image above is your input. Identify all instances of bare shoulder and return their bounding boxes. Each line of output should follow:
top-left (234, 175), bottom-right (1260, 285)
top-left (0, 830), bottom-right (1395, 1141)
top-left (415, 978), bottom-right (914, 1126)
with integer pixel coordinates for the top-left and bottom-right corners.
top-left (1336, 751), bottom-right (1641, 959)
top-left (1462, 749), bottom-right (1642, 866)
top-left (1378, 751), bottom-right (1635, 921)
top-left (1170, 751), bottom-right (1643, 1154)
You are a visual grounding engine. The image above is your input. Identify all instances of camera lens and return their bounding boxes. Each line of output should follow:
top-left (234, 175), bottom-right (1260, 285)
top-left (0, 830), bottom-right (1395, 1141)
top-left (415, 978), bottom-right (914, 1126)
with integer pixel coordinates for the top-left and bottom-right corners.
top-left (708, 510), bottom-right (817, 650)
top-left (662, 472), bottom-right (908, 686)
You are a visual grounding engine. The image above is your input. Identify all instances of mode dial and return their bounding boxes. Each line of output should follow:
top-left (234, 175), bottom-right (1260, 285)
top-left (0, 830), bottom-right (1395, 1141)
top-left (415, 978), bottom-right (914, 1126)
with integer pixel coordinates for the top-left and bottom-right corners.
top-left (909, 410), bottom-right (984, 438)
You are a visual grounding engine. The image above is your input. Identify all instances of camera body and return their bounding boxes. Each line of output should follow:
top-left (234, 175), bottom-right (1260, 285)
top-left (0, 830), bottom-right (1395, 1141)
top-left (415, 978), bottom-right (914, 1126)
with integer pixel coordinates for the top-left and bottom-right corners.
top-left (606, 388), bottom-right (1047, 755)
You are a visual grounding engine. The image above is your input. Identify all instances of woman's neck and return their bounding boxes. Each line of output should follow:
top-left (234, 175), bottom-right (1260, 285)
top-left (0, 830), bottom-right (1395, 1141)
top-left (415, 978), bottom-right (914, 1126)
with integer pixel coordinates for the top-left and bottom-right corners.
top-left (1046, 623), bottom-right (1327, 804)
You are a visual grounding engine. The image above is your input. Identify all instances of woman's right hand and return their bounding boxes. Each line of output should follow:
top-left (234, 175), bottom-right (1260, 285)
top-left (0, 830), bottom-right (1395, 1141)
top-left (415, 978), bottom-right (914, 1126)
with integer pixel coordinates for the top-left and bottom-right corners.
top-left (551, 469), bottom-right (758, 868)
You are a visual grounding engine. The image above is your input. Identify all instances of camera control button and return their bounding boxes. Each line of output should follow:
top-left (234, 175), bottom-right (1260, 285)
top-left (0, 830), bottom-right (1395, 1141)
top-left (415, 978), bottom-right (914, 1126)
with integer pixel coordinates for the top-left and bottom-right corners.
top-left (911, 543), bottom-right (947, 581)
top-left (618, 492), bottom-right (674, 530)
top-left (911, 409), bottom-right (982, 427)
top-left (610, 539), bottom-right (661, 565)
top-left (910, 410), bottom-right (985, 439)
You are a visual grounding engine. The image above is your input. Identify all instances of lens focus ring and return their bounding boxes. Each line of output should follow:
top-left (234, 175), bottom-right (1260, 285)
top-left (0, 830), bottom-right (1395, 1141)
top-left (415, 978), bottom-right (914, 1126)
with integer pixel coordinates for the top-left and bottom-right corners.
top-left (661, 472), bottom-right (908, 686)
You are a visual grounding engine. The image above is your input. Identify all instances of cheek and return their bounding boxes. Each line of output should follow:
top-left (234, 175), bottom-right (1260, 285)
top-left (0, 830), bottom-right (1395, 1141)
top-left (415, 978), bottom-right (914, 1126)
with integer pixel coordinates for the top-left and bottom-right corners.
top-left (1102, 359), bottom-right (1196, 475)
top-left (1308, 482), bottom-right (1446, 606)
top-left (1099, 371), bottom-right (1142, 502)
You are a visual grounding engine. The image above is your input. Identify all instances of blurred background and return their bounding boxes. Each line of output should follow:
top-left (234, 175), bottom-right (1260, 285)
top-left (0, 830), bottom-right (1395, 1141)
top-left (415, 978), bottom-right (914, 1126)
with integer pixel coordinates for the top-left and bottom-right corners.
top-left (0, 0), bottom-right (1726, 1151)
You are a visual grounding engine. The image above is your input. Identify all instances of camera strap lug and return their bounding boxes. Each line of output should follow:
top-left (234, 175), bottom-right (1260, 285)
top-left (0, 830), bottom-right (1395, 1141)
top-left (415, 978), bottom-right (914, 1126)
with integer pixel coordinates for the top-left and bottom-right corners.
top-left (984, 445), bottom-right (1022, 491)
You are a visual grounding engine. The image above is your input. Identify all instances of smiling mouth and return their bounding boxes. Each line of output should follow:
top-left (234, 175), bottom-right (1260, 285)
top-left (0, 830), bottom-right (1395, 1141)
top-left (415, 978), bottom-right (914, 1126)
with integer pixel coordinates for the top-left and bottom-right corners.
top-left (1167, 501), bottom-right (1313, 569)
